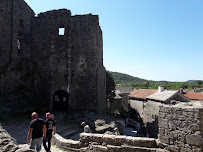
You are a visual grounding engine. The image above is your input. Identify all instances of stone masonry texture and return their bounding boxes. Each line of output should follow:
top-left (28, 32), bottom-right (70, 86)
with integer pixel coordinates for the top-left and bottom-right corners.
top-left (0, 0), bottom-right (106, 114)
top-left (158, 102), bottom-right (203, 152)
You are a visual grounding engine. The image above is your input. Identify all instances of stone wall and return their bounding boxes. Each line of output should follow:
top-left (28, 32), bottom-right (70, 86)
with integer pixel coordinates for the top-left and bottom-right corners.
top-left (110, 98), bottom-right (123, 115)
top-left (121, 93), bottom-right (130, 109)
top-left (0, 0), bottom-right (106, 114)
top-left (31, 10), bottom-right (106, 113)
top-left (129, 99), bottom-right (163, 137)
top-left (0, 0), bottom-right (12, 66)
top-left (0, 0), bottom-right (37, 114)
top-left (129, 99), bottom-right (145, 121)
top-left (52, 133), bottom-right (162, 152)
top-left (31, 9), bottom-right (72, 109)
top-left (0, 123), bottom-right (35, 152)
top-left (158, 102), bottom-right (203, 152)
top-left (70, 14), bottom-right (105, 112)
top-left (0, 0), bottom-right (34, 66)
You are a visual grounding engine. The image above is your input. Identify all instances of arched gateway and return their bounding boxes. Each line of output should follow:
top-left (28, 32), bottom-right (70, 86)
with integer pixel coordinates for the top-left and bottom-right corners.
top-left (53, 90), bottom-right (69, 111)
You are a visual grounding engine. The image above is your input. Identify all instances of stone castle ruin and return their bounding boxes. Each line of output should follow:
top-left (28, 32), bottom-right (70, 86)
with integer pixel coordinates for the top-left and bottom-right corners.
top-left (0, 0), bottom-right (106, 113)
top-left (1, 102), bottom-right (202, 151)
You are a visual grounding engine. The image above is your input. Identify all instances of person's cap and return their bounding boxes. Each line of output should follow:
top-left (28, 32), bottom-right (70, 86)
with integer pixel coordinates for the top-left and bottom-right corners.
top-left (114, 127), bottom-right (118, 131)
top-left (81, 122), bottom-right (86, 126)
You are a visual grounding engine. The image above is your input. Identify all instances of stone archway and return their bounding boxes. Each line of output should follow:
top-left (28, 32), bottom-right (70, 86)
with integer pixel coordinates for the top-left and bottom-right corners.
top-left (53, 90), bottom-right (69, 111)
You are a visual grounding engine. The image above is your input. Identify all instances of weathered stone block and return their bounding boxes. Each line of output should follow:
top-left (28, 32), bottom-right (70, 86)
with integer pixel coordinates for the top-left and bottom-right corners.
top-left (159, 119), bottom-right (168, 129)
top-left (186, 134), bottom-right (203, 146)
top-left (107, 145), bottom-right (122, 152)
top-left (114, 135), bottom-right (127, 145)
top-left (92, 133), bottom-right (104, 143)
top-left (192, 147), bottom-right (203, 152)
top-left (158, 135), bottom-right (169, 145)
top-left (125, 136), bottom-right (157, 148)
top-left (166, 145), bottom-right (180, 152)
top-left (102, 134), bottom-right (115, 145)
top-left (80, 133), bottom-right (93, 143)
top-left (179, 148), bottom-right (192, 152)
top-left (92, 145), bottom-right (108, 151)
top-left (66, 139), bottom-right (80, 148)
top-left (121, 144), bottom-right (158, 152)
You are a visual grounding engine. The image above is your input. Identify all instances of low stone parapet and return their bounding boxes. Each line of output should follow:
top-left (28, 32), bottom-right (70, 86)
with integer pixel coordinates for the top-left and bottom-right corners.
top-left (52, 133), bottom-right (80, 151)
top-left (80, 133), bottom-right (158, 148)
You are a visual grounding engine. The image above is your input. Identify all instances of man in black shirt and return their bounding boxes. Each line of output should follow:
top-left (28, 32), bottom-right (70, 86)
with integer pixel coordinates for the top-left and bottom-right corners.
top-left (43, 112), bottom-right (56, 152)
top-left (27, 112), bottom-right (46, 152)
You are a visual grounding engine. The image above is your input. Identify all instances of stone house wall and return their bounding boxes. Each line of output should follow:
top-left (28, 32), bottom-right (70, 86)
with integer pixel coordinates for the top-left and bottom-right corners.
top-left (129, 99), bottom-right (146, 121)
top-left (129, 99), bottom-right (163, 124)
top-left (110, 98), bottom-right (123, 115)
top-left (121, 93), bottom-right (130, 109)
top-left (129, 99), bottom-right (163, 137)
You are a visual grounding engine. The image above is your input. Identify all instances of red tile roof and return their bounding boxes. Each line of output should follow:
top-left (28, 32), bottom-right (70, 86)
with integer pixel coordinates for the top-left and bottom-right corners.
top-left (129, 89), bottom-right (158, 99)
top-left (183, 92), bottom-right (203, 100)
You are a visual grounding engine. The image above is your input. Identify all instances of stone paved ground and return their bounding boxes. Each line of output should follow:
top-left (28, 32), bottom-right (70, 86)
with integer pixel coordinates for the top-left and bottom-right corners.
top-left (19, 144), bottom-right (65, 152)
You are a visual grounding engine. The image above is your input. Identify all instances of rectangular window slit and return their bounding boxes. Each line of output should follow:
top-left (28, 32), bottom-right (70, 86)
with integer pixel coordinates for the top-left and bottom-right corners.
top-left (59, 28), bottom-right (65, 35)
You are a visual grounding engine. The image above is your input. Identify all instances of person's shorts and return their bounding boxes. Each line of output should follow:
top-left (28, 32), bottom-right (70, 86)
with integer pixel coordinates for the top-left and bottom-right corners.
top-left (30, 137), bottom-right (43, 151)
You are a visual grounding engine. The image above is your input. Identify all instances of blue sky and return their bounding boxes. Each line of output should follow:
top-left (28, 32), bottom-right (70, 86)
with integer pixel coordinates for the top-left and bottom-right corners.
top-left (25, 0), bottom-right (203, 82)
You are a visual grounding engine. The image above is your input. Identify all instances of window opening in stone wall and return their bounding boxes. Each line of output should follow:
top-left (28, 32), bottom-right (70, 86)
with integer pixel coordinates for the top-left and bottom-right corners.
top-left (17, 33), bottom-right (23, 54)
top-left (20, 19), bottom-right (24, 28)
top-left (59, 27), bottom-right (65, 35)
top-left (17, 39), bottom-right (21, 54)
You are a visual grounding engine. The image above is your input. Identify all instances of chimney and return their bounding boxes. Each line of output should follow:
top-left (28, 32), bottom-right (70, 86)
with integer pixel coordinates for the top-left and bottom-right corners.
top-left (158, 85), bottom-right (164, 92)
top-left (179, 88), bottom-right (183, 94)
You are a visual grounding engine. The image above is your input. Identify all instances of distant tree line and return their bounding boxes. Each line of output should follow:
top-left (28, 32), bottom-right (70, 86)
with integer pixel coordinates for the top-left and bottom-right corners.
top-left (110, 71), bottom-right (203, 90)
top-left (117, 81), bottom-right (201, 90)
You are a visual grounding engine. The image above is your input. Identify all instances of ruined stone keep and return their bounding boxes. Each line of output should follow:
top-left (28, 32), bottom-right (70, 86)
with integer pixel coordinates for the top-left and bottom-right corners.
top-left (0, 0), bottom-right (106, 113)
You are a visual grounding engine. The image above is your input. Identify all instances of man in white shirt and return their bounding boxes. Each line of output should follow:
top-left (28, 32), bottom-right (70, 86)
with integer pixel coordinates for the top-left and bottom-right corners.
top-left (81, 122), bottom-right (91, 133)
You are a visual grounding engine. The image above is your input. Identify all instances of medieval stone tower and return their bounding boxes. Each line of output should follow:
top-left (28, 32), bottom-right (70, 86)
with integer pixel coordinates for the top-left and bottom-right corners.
top-left (0, 0), bottom-right (106, 114)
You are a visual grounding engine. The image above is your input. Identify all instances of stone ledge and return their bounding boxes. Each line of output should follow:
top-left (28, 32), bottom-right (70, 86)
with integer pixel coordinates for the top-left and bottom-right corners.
top-left (52, 133), bottom-right (81, 150)
top-left (80, 133), bottom-right (157, 148)
top-left (125, 136), bottom-right (157, 148)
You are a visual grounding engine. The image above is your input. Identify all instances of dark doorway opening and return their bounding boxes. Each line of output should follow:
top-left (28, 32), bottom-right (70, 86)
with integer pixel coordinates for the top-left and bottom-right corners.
top-left (53, 90), bottom-right (69, 111)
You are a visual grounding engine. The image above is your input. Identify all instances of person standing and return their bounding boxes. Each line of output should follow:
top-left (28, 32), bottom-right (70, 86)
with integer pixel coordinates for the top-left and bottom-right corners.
top-left (146, 127), bottom-right (151, 138)
top-left (43, 112), bottom-right (56, 152)
top-left (114, 127), bottom-right (120, 135)
top-left (136, 123), bottom-right (141, 136)
top-left (27, 112), bottom-right (46, 152)
top-left (81, 122), bottom-right (91, 133)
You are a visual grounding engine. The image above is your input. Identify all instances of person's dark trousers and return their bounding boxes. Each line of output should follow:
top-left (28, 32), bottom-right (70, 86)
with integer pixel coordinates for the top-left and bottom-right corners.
top-left (43, 135), bottom-right (52, 152)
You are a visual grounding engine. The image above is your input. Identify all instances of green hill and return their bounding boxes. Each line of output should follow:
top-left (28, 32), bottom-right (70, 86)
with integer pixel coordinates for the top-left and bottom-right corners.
top-left (109, 71), bottom-right (147, 84)
top-left (109, 71), bottom-right (202, 90)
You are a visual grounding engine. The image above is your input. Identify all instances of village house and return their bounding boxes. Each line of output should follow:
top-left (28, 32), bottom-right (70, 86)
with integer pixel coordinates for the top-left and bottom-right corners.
top-left (129, 86), bottom-right (190, 137)
top-left (109, 87), bottom-right (133, 116)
